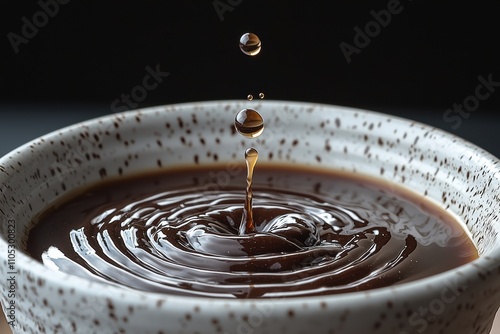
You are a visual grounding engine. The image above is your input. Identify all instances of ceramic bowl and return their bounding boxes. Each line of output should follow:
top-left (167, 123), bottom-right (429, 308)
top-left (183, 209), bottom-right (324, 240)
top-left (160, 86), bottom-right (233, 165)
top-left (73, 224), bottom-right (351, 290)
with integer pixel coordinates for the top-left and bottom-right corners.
top-left (1, 101), bottom-right (499, 334)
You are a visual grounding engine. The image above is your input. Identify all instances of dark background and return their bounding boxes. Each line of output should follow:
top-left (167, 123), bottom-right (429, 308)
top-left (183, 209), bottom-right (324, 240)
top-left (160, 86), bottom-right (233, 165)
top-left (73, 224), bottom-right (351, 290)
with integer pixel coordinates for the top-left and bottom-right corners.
top-left (2, 3), bottom-right (500, 331)
top-left (0, 1), bottom-right (499, 156)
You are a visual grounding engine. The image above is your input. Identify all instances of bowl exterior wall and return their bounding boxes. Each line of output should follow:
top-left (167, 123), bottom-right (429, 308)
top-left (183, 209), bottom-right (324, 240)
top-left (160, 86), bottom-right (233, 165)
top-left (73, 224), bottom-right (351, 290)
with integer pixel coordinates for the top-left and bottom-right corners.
top-left (1, 101), bottom-right (499, 333)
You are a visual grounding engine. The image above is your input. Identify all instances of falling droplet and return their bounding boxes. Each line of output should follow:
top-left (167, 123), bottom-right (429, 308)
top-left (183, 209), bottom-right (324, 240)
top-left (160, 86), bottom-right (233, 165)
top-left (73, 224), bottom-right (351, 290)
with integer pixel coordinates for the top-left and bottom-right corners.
top-left (234, 108), bottom-right (264, 139)
top-left (247, 94), bottom-right (254, 101)
top-left (259, 92), bottom-right (265, 99)
top-left (239, 33), bottom-right (261, 56)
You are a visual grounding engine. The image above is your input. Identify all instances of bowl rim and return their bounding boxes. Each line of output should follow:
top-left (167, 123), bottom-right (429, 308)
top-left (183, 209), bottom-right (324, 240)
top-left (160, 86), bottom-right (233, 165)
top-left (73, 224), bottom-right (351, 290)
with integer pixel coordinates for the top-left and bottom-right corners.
top-left (1, 99), bottom-right (499, 307)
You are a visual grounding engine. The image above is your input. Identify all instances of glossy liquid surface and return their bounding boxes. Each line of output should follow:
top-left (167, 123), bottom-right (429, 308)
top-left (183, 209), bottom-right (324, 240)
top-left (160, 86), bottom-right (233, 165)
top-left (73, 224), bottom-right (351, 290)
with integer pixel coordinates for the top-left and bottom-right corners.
top-left (27, 165), bottom-right (478, 298)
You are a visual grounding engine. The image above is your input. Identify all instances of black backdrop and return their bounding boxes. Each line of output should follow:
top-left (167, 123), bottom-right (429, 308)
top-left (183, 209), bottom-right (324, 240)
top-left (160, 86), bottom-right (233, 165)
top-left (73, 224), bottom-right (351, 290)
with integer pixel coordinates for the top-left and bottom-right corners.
top-left (1, 1), bottom-right (499, 155)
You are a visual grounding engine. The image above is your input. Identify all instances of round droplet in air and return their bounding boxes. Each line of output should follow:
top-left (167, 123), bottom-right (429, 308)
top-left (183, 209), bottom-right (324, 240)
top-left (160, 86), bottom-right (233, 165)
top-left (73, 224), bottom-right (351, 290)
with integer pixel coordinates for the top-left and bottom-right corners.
top-left (245, 147), bottom-right (259, 159)
top-left (258, 92), bottom-right (265, 99)
top-left (247, 94), bottom-right (254, 101)
top-left (234, 108), bottom-right (264, 139)
top-left (239, 33), bottom-right (261, 56)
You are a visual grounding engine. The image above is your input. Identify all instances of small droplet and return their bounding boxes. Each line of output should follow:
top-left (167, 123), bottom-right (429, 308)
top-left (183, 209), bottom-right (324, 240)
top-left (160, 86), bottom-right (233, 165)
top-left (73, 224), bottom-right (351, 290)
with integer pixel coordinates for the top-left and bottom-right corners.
top-left (234, 108), bottom-right (264, 139)
top-left (247, 94), bottom-right (254, 101)
top-left (258, 92), bottom-right (265, 99)
top-left (239, 33), bottom-right (261, 56)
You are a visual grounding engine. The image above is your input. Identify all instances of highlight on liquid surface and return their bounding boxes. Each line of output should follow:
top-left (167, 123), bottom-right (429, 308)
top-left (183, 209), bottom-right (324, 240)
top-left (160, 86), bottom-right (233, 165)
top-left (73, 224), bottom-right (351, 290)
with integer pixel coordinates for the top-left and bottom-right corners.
top-left (26, 165), bottom-right (478, 298)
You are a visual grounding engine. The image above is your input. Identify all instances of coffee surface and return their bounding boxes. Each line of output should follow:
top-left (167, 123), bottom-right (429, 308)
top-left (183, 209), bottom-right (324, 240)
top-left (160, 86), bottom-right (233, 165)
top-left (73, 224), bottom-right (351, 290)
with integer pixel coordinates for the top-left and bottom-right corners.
top-left (27, 165), bottom-right (478, 298)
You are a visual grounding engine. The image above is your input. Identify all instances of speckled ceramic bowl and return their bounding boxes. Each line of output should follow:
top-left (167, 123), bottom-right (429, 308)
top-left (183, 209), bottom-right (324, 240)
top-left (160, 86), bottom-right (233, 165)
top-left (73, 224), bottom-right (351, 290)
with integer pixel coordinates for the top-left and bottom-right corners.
top-left (1, 101), bottom-right (500, 334)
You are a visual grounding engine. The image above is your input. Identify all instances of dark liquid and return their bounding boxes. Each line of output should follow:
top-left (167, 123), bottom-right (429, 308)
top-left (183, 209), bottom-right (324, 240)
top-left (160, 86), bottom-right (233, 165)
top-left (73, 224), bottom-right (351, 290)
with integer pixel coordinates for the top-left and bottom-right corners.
top-left (26, 165), bottom-right (478, 298)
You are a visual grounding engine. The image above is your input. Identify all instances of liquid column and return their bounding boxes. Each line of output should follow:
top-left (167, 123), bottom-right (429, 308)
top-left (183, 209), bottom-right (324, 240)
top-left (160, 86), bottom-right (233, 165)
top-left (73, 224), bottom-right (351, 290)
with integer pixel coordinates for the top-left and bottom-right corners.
top-left (239, 147), bottom-right (258, 235)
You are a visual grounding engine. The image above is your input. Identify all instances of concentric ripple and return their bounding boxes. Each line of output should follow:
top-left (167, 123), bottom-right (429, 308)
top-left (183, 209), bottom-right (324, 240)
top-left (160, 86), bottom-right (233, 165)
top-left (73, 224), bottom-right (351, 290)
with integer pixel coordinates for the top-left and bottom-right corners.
top-left (29, 167), bottom-right (477, 298)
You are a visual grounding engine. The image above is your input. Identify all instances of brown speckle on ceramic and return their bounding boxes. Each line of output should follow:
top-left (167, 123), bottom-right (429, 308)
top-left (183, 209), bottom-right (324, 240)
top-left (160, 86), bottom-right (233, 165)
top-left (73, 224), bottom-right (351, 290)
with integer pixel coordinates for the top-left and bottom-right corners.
top-left (0, 101), bottom-right (499, 333)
